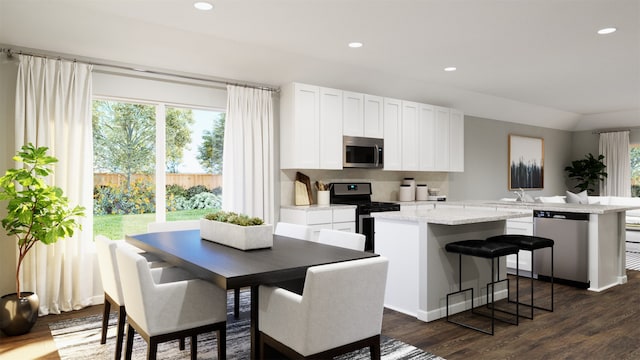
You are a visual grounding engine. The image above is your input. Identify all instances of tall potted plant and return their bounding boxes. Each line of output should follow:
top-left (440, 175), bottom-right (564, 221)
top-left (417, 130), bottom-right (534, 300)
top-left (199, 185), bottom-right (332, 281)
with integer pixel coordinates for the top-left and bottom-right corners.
top-left (564, 153), bottom-right (608, 194)
top-left (0, 143), bottom-right (85, 336)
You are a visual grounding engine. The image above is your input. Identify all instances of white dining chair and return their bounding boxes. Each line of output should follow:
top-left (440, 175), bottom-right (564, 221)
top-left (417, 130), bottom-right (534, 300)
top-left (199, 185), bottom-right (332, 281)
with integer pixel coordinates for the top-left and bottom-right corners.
top-left (274, 222), bottom-right (312, 241)
top-left (258, 256), bottom-right (389, 359)
top-left (115, 244), bottom-right (227, 360)
top-left (317, 228), bottom-right (366, 251)
top-left (146, 219), bottom-right (251, 319)
top-left (95, 236), bottom-right (195, 360)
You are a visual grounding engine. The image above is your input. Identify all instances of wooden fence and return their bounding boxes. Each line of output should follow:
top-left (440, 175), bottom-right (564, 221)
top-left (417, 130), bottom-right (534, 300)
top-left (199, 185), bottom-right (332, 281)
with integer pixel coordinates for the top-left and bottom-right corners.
top-left (94, 173), bottom-right (222, 189)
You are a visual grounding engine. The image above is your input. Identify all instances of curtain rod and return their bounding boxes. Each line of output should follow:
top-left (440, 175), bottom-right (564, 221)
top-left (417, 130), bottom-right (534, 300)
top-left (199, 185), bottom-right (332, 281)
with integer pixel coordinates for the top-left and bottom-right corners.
top-left (592, 127), bottom-right (636, 134)
top-left (1, 47), bottom-right (279, 93)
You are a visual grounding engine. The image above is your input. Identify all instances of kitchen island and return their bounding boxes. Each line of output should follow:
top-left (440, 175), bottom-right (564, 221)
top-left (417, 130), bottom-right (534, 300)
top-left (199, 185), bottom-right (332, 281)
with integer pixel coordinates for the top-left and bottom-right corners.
top-left (461, 200), bottom-right (635, 292)
top-left (372, 208), bottom-right (528, 322)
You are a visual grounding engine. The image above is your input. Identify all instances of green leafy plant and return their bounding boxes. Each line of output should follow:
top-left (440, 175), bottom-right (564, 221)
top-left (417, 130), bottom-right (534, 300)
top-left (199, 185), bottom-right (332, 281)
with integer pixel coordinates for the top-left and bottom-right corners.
top-left (204, 210), bottom-right (264, 226)
top-left (0, 144), bottom-right (85, 298)
top-left (564, 153), bottom-right (608, 194)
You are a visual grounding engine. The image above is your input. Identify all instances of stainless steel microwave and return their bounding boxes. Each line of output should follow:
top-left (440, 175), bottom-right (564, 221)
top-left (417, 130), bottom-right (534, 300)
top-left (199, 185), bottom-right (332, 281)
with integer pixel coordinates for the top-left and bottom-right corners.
top-left (343, 136), bottom-right (384, 168)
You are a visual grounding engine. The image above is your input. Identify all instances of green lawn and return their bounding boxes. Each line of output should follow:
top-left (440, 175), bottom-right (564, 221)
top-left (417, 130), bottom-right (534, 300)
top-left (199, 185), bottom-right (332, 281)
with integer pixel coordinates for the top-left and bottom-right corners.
top-left (93, 209), bottom-right (213, 240)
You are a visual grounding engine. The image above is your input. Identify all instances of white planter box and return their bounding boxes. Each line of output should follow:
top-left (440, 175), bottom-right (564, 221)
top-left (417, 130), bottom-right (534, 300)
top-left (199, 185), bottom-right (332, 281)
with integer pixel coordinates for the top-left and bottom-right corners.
top-left (200, 219), bottom-right (273, 250)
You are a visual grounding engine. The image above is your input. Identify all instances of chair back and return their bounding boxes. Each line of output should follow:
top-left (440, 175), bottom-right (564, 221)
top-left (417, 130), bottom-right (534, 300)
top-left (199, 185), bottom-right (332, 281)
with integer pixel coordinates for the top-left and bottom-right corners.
top-left (114, 245), bottom-right (159, 333)
top-left (274, 222), bottom-right (312, 240)
top-left (317, 229), bottom-right (365, 251)
top-left (95, 235), bottom-right (125, 305)
top-left (147, 220), bottom-right (200, 233)
top-left (301, 257), bottom-right (388, 354)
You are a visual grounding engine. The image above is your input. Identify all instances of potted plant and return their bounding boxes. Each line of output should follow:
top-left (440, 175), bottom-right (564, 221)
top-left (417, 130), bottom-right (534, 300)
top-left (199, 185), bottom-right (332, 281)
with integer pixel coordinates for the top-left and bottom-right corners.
top-left (200, 210), bottom-right (272, 250)
top-left (0, 143), bottom-right (85, 336)
top-left (564, 153), bottom-right (608, 195)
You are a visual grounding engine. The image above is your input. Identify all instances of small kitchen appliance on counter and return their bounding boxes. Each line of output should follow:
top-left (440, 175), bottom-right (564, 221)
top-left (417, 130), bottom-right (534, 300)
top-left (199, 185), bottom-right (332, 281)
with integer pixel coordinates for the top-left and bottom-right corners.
top-left (416, 184), bottom-right (428, 201)
top-left (330, 182), bottom-right (400, 252)
top-left (427, 187), bottom-right (446, 201)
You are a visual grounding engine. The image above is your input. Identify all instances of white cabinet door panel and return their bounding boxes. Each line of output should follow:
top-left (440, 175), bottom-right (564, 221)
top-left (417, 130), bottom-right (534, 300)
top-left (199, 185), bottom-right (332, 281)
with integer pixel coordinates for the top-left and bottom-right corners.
top-left (434, 106), bottom-right (450, 171)
top-left (383, 98), bottom-right (402, 170)
top-left (319, 87), bottom-right (343, 169)
top-left (401, 101), bottom-right (419, 170)
top-left (418, 104), bottom-right (436, 170)
top-left (343, 91), bottom-right (364, 137)
top-left (364, 94), bottom-right (384, 138)
top-left (449, 109), bottom-right (464, 172)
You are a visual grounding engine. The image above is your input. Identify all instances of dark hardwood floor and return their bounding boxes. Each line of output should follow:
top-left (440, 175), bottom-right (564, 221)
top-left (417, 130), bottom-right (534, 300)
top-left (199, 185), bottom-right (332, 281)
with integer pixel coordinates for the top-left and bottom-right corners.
top-left (383, 270), bottom-right (640, 360)
top-left (1, 270), bottom-right (639, 359)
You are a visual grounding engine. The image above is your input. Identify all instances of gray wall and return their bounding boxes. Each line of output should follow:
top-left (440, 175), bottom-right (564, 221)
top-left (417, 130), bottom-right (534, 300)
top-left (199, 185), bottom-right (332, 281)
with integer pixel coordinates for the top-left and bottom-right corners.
top-left (0, 60), bottom-right (17, 295)
top-left (448, 115), bottom-right (573, 201)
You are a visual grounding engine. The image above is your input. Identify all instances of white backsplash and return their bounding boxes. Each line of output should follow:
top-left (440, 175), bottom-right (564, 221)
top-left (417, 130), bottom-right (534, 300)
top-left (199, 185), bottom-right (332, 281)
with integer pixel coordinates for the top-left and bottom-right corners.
top-left (280, 169), bottom-right (449, 206)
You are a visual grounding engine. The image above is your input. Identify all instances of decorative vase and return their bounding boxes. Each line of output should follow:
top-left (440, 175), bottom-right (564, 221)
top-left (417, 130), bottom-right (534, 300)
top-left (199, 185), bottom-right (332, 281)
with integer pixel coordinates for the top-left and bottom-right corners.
top-left (200, 219), bottom-right (273, 250)
top-left (0, 292), bottom-right (39, 336)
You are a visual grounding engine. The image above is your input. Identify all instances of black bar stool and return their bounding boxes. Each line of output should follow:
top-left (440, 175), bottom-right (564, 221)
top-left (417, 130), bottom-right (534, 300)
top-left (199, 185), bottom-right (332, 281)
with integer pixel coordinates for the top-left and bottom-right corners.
top-left (486, 234), bottom-right (554, 319)
top-left (445, 240), bottom-right (520, 335)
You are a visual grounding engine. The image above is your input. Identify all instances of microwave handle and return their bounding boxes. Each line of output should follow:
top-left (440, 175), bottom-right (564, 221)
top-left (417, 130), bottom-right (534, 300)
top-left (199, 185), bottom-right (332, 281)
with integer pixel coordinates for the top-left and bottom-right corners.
top-left (374, 144), bottom-right (380, 167)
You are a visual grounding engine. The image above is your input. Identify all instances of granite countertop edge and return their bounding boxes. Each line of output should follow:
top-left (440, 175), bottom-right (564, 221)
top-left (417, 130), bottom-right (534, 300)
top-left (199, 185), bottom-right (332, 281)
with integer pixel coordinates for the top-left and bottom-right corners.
top-left (372, 208), bottom-right (529, 226)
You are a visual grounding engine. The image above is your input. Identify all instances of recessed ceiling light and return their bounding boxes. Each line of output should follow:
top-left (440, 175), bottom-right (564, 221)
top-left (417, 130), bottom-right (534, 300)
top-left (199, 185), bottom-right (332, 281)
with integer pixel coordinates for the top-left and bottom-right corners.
top-left (444, 67), bottom-right (457, 72)
top-left (194, 1), bottom-right (213, 11)
top-left (597, 27), bottom-right (617, 35)
top-left (348, 42), bottom-right (363, 48)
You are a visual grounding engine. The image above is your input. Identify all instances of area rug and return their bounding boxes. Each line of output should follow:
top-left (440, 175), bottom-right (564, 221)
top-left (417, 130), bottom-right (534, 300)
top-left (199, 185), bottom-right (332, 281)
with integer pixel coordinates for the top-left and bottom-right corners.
top-left (50, 291), bottom-right (444, 360)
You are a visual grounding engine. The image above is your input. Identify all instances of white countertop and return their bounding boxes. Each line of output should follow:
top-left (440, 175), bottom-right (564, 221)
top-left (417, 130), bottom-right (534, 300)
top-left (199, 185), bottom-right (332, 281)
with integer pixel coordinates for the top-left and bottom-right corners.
top-left (372, 208), bottom-right (527, 225)
top-left (395, 199), bottom-right (638, 214)
top-left (280, 204), bottom-right (356, 211)
top-left (460, 200), bottom-right (638, 214)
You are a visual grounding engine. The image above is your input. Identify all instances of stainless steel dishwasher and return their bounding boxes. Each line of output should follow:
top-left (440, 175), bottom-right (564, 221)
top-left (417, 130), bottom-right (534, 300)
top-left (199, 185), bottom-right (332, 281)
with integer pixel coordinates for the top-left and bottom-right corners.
top-left (533, 210), bottom-right (590, 288)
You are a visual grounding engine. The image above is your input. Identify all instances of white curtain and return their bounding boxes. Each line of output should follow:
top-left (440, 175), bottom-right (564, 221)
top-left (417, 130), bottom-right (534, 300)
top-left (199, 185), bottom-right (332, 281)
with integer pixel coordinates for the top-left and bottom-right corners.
top-left (14, 55), bottom-right (94, 315)
top-left (222, 85), bottom-right (275, 223)
top-left (599, 131), bottom-right (631, 197)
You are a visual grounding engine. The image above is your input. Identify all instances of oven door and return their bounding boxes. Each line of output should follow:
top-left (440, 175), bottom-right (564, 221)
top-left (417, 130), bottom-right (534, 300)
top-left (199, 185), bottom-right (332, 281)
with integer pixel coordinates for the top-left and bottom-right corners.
top-left (358, 214), bottom-right (375, 252)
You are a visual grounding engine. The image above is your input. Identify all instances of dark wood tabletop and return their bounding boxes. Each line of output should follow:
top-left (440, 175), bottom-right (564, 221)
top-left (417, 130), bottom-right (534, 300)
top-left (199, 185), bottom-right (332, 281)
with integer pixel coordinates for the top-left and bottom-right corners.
top-left (125, 229), bottom-right (378, 358)
top-left (125, 229), bottom-right (377, 289)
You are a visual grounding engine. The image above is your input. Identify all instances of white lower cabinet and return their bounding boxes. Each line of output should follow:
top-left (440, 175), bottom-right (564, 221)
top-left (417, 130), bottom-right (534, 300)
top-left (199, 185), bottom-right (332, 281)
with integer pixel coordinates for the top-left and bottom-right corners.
top-left (505, 212), bottom-right (534, 272)
top-left (280, 206), bottom-right (356, 241)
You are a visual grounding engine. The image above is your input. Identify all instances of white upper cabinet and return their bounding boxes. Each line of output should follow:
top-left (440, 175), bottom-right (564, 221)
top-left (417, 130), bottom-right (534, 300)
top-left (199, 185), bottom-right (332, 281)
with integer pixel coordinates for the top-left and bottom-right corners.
top-left (383, 98), bottom-right (402, 170)
top-left (418, 104), bottom-right (436, 171)
top-left (449, 109), bottom-right (464, 172)
top-left (434, 106), bottom-right (465, 172)
top-left (342, 91), bottom-right (364, 136)
top-left (319, 87), bottom-right (344, 169)
top-left (281, 83), bottom-right (320, 169)
top-left (363, 95), bottom-right (384, 138)
top-left (434, 106), bottom-right (451, 171)
top-left (344, 92), bottom-right (384, 138)
top-left (280, 82), bottom-right (464, 172)
top-left (280, 83), bottom-right (342, 169)
top-left (401, 101), bottom-right (420, 170)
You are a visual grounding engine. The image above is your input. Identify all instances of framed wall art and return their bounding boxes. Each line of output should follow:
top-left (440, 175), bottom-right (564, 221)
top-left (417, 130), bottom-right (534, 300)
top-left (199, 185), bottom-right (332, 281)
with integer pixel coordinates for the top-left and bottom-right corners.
top-left (508, 134), bottom-right (544, 190)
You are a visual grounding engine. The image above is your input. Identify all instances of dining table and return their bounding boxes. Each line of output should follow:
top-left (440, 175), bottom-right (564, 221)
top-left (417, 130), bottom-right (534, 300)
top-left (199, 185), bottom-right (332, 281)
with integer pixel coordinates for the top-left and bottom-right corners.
top-left (125, 229), bottom-right (378, 358)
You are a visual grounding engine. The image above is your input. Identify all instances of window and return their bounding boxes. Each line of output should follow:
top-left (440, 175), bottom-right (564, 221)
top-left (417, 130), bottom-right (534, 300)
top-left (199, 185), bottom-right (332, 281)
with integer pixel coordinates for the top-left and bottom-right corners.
top-left (93, 99), bottom-right (225, 239)
top-left (632, 144), bottom-right (639, 197)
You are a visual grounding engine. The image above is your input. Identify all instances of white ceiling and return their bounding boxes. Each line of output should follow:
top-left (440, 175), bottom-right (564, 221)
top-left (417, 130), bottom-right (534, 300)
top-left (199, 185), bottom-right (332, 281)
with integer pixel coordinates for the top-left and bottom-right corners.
top-left (1, 0), bottom-right (639, 131)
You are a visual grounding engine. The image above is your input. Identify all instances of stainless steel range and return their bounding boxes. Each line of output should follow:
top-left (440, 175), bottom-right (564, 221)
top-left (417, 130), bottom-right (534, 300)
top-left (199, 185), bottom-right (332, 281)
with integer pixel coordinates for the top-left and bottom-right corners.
top-left (330, 182), bottom-right (400, 252)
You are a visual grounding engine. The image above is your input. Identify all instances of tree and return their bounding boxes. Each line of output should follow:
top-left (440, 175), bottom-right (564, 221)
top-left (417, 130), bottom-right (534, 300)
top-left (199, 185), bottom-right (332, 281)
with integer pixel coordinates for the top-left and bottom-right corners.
top-left (93, 101), bottom-right (156, 188)
top-left (166, 108), bottom-right (195, 173)
top-left (197, 113), bottom-right (225, 174)
top-left (93, 101), bottom-right (196, 185)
